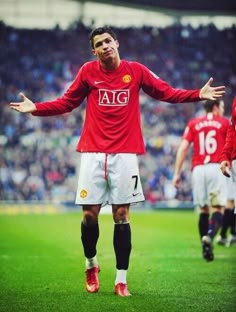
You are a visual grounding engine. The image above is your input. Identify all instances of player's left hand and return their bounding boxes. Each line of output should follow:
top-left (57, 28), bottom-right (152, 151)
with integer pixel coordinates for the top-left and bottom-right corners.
top-left (199, 77), bottom-right (225, 100)
top-left (220, 160), bottom-right (231, 177)
top-left (172, 173), bottom-right (181, 188)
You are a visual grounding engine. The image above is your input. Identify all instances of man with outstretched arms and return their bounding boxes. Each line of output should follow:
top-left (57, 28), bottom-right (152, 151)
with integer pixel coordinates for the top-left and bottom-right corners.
top-left (10, 26), bottom-right (225, 296)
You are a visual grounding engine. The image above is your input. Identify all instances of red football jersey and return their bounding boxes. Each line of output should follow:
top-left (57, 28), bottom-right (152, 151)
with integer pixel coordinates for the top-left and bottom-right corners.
top-left (220, 98), bottom-right (236, 162)
top-left (33, 60), bottom-right (200, 154)
top-left (182, 112), bottom-right (229, 168)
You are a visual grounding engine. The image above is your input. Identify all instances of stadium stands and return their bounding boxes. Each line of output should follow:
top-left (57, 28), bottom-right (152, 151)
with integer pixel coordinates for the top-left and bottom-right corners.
top-left (1, 21), bottom-right (235, 206)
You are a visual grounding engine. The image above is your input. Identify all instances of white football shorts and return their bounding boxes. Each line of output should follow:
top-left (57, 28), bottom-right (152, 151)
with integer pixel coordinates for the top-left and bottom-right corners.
top-left (228, 160), bottom-right (236, 203)
top-left (192, 163), bottom-right (227, 209)
top-left (75, 153), bottom-right (145, 206)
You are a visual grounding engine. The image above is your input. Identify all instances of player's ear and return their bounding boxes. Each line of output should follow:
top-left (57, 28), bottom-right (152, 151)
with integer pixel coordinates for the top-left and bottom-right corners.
top-left (92, 49), bottom-right (97, 56)
top-left (116, 40), bottom-right (119, 48)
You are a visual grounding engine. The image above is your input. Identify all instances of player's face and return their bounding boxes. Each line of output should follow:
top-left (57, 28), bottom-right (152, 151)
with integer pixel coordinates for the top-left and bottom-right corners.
top-left (92, 33), bottom-right (119, 62)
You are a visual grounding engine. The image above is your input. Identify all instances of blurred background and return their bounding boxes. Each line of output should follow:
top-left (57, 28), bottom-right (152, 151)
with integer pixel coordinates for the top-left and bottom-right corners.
top-left (0, 0), bottom-right (236, 209)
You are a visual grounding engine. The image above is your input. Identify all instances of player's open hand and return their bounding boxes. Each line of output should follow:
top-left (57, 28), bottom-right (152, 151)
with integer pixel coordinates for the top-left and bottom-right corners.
top-left (199, 77), bottom-right (225, 100)
top-left (9, 93), bottom-right (36, 113)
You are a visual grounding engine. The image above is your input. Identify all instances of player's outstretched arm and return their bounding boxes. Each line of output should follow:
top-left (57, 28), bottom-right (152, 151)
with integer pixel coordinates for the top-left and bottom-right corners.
top-left (9, 93), bottom-right (36, 113)
top-left (199, 77), bottom-right (225, 100)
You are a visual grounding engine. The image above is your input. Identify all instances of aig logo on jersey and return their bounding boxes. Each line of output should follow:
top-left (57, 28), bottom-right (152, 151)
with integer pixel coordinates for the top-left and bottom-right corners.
top-left (99, 89), bottom-right (130, 106)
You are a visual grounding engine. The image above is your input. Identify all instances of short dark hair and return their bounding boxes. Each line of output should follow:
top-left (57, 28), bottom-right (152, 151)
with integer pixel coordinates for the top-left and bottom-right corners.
top-left (204, 99), bottom-right (221, 112)
top-left (89, 26), bottom-right (117, 49)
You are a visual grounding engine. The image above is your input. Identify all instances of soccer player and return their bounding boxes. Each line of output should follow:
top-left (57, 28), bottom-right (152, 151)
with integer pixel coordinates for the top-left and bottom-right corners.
top-left (216, 189), bottom-right (236, 247)
top-left (10, 26), bottom-right (225, 295)
top-left (219, 97), bottom-right (236, 246)
top-left (172, 99), bottom-right (229, 262)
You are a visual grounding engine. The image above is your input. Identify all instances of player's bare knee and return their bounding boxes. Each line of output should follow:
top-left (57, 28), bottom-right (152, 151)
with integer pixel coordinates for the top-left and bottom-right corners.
top-left (82, 205), bottom-right (100, 226)
top-left (113, 205), bottom-right (129, 223)
top-left (212, 206), bottom-right (224, 213)
top-left (226, 199), bottom-right (234, 209)
top-left (200, 205), bottom-right (210, 214)
top-left (83, 210), bottom-right (98, 226)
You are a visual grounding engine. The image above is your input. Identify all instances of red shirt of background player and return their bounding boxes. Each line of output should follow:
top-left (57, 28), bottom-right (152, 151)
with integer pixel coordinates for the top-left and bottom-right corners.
top-left (220, 98), bottom-right (236, 163)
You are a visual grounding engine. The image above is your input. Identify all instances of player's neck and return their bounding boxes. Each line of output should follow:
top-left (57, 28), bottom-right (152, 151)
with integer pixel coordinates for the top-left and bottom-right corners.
top-left (100, 57), bottom-right (121, 71)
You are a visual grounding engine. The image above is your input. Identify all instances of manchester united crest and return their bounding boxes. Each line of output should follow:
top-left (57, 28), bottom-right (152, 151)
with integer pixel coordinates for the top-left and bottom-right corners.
top-left (122, 75), bottom-right (131, 83)
top-left (80, 189), bottom-right (88, 198)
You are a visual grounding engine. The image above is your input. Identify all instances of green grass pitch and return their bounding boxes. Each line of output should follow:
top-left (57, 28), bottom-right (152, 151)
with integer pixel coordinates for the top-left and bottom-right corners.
top-left (0, 210), bottom-right (235, 312)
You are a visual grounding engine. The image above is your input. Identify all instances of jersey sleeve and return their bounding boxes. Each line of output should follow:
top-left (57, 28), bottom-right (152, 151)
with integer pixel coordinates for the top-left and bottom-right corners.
top-left (182, 120), bottom-right (194, 143)
top-left (137, 63), bottom-right (200, 103)
top-left (32, 64), bottom-right (89, 116)
top-left (220, 124), bottom-right (234, 162)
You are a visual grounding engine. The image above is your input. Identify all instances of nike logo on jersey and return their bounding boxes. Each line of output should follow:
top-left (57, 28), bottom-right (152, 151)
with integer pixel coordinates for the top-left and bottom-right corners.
top-left (94, 81), bottom-right (105, 84)
top-left (132, 192), bottom-right (140, 197)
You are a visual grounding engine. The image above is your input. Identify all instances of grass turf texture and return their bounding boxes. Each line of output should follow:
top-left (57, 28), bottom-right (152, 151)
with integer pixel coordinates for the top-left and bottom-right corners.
top-left (0, 211), bottom-right (235, 312)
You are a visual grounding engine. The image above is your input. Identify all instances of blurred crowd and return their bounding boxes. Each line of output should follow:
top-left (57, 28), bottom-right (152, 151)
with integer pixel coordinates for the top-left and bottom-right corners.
top-left (0, 21), bottom-right (236, 205)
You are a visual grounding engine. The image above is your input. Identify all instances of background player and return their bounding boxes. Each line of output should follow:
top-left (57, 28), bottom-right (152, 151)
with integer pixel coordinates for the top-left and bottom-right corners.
top-left (9, 26), bottom-right (225, 295)
top-left (216, 183), bottom-right (236, 247)
top-left (172, 99), bottom-right (229, 261)
top-left (220, 97), bottom-right (236, 246)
